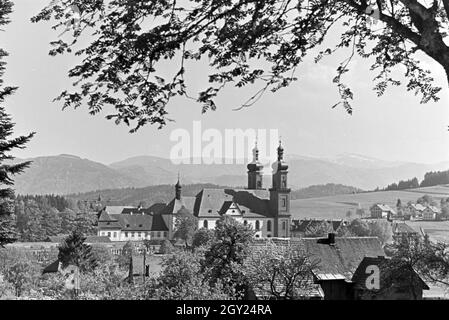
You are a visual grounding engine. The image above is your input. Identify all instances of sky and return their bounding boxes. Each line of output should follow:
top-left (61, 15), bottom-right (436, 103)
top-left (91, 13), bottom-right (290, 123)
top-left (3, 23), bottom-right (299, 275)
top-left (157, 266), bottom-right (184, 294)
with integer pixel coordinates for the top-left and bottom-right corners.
top-left (1, 0), bottom-right (449, 165)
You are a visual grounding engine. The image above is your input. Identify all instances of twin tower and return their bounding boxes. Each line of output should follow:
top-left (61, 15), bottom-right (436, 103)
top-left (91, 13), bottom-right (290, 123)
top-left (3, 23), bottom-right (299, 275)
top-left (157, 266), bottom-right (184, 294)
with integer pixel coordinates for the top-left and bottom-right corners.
top-left (247, 141), bottom-right (291, 217)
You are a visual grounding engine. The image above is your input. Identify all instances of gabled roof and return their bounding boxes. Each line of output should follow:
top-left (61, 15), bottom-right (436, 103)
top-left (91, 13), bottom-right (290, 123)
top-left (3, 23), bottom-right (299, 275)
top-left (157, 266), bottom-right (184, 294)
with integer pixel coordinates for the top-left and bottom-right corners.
top-left (162, 196), bottom-right (196, 215)
top-left (410, 203), bottom-right (426, 212)
top-left (392, 222), bottom-right (418, 235)
top-left (425, 206), bottom-right (441, 214)
top-left (100, 213), bottom-right (169, 232)
top-left (301, 236), bottom-right (385, 282)
top-left (42, 260), bottom-right (60, 274)
top-left (372, 204), bottom-right (396, 214)
top-left (194, 188), bottom-right (272, 218)
top-left (352, 256), bottom-right (429, 290)
top-left (218, 201), bottom-right (239, 215)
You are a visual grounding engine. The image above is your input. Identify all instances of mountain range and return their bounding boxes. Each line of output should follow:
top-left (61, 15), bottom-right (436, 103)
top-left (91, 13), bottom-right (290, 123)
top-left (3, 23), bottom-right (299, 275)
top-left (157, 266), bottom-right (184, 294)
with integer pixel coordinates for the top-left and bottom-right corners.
top-left (10, 153), bottom-right (449, 195)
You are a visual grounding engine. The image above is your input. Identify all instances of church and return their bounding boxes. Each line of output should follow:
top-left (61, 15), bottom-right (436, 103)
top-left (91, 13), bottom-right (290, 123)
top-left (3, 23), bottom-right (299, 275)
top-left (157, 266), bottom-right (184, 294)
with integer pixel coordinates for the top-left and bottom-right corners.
top-left (97, 141), bottom-right (292, 241)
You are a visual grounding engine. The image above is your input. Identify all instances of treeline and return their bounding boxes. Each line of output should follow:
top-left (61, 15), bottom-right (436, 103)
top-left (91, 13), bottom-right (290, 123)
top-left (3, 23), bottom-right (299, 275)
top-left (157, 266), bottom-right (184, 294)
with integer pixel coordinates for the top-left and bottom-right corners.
top-left (383, 169), bottom-right (449, 191)
top-left (67, 183), bottom-right (235, 206)
top-left (291, 183), bottom-right (363, 199)
top-left (14, 194), bottom-right (99, 242)
top-left (420, 170), bottom-right (449, 187)
top-left (384, 177), bottom-right (419, 191)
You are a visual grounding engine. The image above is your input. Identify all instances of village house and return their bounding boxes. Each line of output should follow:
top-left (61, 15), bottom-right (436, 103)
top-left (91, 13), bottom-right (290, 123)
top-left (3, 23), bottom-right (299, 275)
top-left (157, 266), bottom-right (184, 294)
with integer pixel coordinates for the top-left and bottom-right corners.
top-left (391, 222), bottom-right (420, 242)
top-left (250, 234), bottom-right (428, 300)
top-left (370, 204), bottom-right (396, 219)
top-left (422, 206), bottom-right (441, 221)
top-left (299, 233), bottom-right (428, 300)
top-left (408, 203), bottom-right (426, 219)
top-left (97, 141), bottom-right (292, 241)
top-left (351, 256), bottom-right (429, 300)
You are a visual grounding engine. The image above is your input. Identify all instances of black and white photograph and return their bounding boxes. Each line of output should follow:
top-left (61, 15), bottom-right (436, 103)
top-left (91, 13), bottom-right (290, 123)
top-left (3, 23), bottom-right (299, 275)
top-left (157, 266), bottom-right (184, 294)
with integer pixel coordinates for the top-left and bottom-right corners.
top-left (2, 0), bottom-right (449, 307)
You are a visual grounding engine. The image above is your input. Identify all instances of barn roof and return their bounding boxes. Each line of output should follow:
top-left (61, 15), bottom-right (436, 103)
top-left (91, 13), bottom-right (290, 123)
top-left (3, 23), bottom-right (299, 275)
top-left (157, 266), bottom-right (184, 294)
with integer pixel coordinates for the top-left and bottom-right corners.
top-left (300, 236), bottom-right (385, 282)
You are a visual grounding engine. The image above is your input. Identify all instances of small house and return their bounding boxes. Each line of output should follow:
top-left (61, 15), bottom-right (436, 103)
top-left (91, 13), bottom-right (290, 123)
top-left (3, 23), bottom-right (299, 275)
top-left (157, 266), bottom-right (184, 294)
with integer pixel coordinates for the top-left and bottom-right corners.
top-left (370, 204), bottom-right (396, 219)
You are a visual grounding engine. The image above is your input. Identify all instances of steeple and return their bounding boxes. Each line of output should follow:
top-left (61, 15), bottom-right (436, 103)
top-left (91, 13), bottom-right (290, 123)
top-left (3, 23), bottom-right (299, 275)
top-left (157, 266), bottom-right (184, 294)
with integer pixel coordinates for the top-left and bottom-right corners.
top-left (247, 139), bottom-right (264, 189)
top-left (175, 173), bottom-right (182, 200)
top-left (269, 139), bottom-right (291, 237)
top-left (272, 138), bottom-right (288, 174)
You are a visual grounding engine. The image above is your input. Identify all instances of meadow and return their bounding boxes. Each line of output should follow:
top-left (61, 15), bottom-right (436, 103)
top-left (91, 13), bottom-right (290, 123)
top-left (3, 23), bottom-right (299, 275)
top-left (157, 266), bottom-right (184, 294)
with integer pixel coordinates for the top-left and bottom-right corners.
top-left (290, 185), bottom-right (449, 220)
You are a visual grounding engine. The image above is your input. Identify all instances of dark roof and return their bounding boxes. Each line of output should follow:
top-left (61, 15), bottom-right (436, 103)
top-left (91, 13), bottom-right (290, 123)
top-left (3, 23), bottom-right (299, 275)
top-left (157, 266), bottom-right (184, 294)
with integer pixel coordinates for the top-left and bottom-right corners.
top-left (301, 236), bottom-right (385, 282)
top-left (194, 188), bottom-right (272, 218)
top-left (352, 256), bottom-right (429, 290)
top-left (218, 201), bottom-right (235, 215)
top-left (162, 197), bottom-right (196, 215)
top-left (98, 212), bottom-right (168, 232)
top-left (42, 260), bottom-right (60, 274)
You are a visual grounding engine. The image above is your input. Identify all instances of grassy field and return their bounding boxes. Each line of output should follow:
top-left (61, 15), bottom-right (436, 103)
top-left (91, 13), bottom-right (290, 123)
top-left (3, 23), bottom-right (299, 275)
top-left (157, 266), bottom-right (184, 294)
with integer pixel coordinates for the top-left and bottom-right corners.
top-left (291, 185), bottom-right (449, 220)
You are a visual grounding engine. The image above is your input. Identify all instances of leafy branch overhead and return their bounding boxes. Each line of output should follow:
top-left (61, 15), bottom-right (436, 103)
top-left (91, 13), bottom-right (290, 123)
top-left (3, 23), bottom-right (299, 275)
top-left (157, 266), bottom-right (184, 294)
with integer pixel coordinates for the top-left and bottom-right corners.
top-left (33, 0), bottom-right (449, 131)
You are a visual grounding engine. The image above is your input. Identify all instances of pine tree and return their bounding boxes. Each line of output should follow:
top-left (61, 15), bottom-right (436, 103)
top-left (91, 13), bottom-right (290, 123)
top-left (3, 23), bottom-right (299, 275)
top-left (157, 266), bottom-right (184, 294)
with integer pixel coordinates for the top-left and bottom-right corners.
top-left (58, 230), bottom-right (97, 273)
top-left (0, 0), bottom-right (34, 246)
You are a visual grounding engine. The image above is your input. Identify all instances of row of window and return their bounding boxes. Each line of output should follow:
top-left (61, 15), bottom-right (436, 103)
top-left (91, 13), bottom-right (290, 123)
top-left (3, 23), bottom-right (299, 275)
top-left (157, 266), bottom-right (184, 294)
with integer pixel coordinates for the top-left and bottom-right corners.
top-left (202, 219), bottom-right (272, 232)
top-left (105, 231), bottom-right (168, 239)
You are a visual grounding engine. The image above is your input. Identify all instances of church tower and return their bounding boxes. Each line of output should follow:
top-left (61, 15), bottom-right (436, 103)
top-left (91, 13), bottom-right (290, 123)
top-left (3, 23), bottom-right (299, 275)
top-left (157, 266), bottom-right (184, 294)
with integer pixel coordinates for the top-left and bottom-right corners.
top-left (247, 140), bottom-right (264, 190)
top-left (175, 173), bottom-right (182, 200)
top-left (269, 140), bottom-right (291, 237)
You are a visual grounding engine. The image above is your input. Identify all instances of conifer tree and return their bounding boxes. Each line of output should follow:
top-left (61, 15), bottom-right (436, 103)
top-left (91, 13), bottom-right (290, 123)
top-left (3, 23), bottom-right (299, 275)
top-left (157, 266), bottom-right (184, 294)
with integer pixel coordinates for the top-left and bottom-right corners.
top-left (58, 230), bottom-right (98, 273)
top-left (0, 0), bottom-right (34, 247)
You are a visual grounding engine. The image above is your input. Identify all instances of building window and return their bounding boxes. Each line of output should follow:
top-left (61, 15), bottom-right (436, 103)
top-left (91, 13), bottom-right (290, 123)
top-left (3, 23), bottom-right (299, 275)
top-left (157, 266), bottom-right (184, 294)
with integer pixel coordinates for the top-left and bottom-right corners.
top-left (282, 221), bottom-right (286, 230)
top-left (113, 232), bottom-right (117, 238)
top-left (125, 232), bottom-right (128, 237)
top-left (107, 232), bottom-right (111, 237)
top-left (157, 232), bottom-right (161, 238)
top-left (243, 220), bottom-right (248, 226)
top-left (203, 220), bottom-right (208, 228)
top-left (267, 221), bottom-right (272, 232)
top-left (163, 232), bottom-right (167, 238)
top-left (131, 232), bottom-right (135, 237)
top-left (255, 220), bottom-right (260, 231)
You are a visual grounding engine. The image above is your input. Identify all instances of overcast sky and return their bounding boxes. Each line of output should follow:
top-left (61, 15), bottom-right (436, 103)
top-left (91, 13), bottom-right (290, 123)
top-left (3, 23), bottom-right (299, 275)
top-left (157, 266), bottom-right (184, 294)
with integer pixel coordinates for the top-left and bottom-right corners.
top-left (2, 0), bottom-right (449, 165)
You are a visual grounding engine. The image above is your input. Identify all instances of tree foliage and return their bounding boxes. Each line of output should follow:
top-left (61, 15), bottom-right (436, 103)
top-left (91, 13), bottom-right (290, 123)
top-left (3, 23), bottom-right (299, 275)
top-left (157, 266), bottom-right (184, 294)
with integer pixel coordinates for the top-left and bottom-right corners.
top-left (0, 0), bottom-right (35, 246)
top-left (152, 250), bottom-right (229, 300)
top-left (32, 0), bottom-right (449, 131)
top-left (242, 242), bottom-right (318, 299)
top-left (384, 236), bottom-right (449, 295)
top-left (202, 215), bottom-right (254, 297)
top-left (58, 230), bottom-right (98, 273)
top-left (173, 211), bottom-right (198, 247)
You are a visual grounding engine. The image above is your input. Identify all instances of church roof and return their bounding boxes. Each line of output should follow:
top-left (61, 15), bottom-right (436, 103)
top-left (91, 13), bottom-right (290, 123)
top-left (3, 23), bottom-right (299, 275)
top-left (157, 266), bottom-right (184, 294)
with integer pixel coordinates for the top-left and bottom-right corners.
top-left (98, 212), bottom-right (168, 232)
top-left (193, 188), bottom-right (272, 218)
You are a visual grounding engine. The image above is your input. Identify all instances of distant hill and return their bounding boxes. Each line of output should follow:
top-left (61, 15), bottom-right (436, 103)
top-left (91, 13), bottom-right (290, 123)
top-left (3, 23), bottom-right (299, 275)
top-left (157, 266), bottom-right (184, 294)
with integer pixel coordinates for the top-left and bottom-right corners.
top-left (11, 155), bottom-right (140, 195)
top-left (10, 153), bottom-right (449, 195)
top-left (290, 185), bottom-right (449, 220)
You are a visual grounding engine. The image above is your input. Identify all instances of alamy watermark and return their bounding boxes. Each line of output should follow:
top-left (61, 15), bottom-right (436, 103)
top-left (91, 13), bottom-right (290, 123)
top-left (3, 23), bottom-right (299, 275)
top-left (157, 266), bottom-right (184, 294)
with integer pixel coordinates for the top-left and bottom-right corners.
top-left (169, 121), bottom-right (280, 166)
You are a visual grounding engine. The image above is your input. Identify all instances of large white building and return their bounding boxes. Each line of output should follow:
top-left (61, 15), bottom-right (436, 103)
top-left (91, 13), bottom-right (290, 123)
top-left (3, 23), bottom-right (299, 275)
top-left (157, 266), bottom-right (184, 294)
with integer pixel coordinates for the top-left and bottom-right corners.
top-left (97, 141), bottom-right (292, 241)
